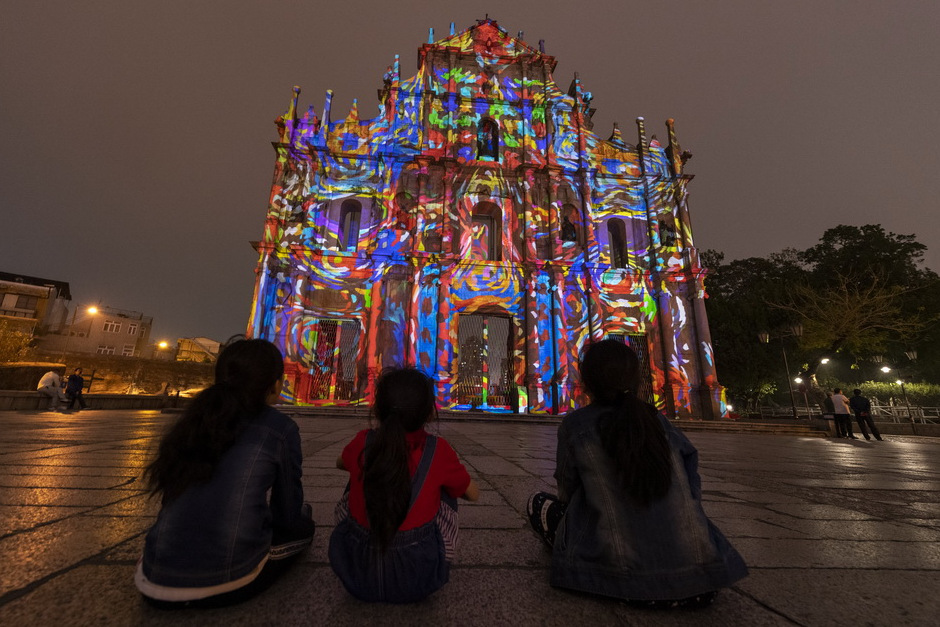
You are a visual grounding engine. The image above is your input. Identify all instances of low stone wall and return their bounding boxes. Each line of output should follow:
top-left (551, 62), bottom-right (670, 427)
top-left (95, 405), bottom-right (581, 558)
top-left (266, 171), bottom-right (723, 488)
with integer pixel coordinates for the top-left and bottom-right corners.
top-left (0, 391), bottom-right (189, 411)
top-left (1, 354), bottom-right (214, 395)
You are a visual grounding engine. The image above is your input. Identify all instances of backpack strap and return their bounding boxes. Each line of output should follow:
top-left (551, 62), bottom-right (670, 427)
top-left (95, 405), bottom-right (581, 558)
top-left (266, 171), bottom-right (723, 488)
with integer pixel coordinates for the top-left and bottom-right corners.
top-left (409, 435), bottom-right (437, 508)
top-left (363, 430), bottom-right (437, 510)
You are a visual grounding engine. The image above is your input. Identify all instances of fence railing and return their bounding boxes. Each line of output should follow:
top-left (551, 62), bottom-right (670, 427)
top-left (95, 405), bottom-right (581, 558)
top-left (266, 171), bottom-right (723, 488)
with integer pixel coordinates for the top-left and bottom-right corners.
top-left (756, 404), bottom-right (939, 425)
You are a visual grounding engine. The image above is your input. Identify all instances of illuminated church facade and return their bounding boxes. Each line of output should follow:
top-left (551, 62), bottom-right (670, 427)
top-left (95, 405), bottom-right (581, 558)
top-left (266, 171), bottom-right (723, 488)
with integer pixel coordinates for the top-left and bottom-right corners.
top-left (247, 19), bottom-right (725, 419)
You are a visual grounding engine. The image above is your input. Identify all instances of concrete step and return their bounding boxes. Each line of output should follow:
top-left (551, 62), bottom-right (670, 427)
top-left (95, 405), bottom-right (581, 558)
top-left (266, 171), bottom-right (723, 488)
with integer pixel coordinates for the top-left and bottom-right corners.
top-left (277, 405), bottom-right (830, 436)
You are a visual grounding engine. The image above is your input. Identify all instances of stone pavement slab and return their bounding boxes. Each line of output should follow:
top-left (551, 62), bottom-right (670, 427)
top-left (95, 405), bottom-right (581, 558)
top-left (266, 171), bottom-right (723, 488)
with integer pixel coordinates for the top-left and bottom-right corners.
top-left (0, 410), bottom-right (939, 625)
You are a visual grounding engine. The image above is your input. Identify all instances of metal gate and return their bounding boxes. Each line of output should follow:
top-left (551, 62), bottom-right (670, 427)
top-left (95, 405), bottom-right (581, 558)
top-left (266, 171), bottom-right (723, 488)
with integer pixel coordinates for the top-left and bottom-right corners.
top-left (456, 314), bottom-right (513, 409)
top-left (607, 333), bottom-right (654, 404)
top-left (302, 318), bottom-right (360, 401)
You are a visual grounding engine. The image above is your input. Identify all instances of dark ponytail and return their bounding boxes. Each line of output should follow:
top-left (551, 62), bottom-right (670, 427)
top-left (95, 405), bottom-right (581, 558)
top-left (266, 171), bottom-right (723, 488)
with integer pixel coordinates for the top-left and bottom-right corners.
top-left (145, 338), bottom-right (284, 503)
top-left (580, 339), bottom-right (672, 506)
top-left (363, 368), bottom-right (436, 552)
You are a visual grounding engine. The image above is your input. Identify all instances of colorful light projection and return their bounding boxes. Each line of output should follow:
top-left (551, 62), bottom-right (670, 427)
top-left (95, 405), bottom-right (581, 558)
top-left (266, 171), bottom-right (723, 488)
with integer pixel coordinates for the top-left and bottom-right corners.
top-left (248, 18), bottom-right (726, 419)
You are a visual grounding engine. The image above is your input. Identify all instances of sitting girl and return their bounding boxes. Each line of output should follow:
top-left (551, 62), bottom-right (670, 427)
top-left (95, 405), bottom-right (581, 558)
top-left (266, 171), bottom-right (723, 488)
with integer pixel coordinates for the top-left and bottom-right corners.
top-left (528, 339), bottom-right (747, 608)
top-left (329, 368), bottom-right (479, 603)
top-left (136, 338), bottom-right (315, 608)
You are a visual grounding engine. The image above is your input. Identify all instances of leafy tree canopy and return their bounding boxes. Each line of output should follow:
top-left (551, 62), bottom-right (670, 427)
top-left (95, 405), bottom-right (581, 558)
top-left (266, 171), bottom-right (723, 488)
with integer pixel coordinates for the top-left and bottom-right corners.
top-left (704, 224), bottom-right (940, 409)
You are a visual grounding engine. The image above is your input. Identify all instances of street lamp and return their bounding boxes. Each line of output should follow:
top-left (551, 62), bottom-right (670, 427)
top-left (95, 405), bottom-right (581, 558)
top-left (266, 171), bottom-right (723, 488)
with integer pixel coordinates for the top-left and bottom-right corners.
top-left (60, 305), bottom-right (99, 362)
top-left (758, 324), bottom-right (803, 420)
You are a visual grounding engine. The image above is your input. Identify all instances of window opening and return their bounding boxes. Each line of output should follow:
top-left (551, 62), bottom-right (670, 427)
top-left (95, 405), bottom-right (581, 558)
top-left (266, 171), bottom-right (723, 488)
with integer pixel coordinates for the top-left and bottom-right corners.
top-left (607, 333), bottom-right (654, 404)
top-left (607, 218), bottom-right (628, 268)
top-left (457, 314), bottom-right (513, 409)
top-left (477, 118), bottom-right (499, 160)
top-left (339, 200), bottom-right (362, 251)
top-left (301, 318), bottom-right (361, 401)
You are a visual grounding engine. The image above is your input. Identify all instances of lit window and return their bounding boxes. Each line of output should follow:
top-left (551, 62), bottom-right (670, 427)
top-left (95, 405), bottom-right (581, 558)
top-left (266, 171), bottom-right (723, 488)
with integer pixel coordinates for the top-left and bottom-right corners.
top-left (128, 323), bottom-right (138, 335)
top-left (96, 345), bottom-right (115, 355)
top-left (339, 199), bottom-right (362, 251)
top-left (477, 118), bottom-right (499, 160)
top-left (607, 218), bottom-right (628, 268)
top-left (469, 203), bottom-right (501, 261)
top-left (103, 320), bottom-right (121, 333)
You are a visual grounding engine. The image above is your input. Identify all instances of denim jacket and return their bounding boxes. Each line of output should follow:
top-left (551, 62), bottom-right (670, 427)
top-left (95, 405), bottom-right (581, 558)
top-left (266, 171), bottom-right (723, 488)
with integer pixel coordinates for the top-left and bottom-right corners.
top-left (552, 404), bottom-right (747, 601)
top-left (142, 406), bottom-right (314, 588)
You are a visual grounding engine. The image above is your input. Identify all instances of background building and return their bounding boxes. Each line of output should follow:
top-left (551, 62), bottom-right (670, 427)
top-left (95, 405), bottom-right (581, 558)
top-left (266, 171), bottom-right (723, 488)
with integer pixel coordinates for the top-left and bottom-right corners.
top-left (176, 337), bottom-right (221, 363)
top-left (0, 271), bottom-right (71, 335)
top-left (40, 305), bottom-right (153, 358)
top-left (248, 19), bottom-right (724, 418)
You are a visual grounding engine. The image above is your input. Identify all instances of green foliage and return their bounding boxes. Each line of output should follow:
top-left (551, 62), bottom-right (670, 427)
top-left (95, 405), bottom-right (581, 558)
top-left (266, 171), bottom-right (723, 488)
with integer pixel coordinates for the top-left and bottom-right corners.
top-left (704, 224), bottom-right (940, 406)
top-left (0, 320), bottom-right (35, 363)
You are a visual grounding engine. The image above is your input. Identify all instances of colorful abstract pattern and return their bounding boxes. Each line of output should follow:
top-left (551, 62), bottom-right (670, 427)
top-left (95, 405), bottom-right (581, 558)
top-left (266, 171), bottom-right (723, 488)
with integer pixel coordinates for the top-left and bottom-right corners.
top-left (247, 19), bottom-right (725, 419)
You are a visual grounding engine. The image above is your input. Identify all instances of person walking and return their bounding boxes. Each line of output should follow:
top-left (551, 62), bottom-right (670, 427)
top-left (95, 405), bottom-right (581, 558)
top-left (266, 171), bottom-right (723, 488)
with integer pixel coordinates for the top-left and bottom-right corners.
top-left (65, 368), bottom-right (88, 410)
top-left (832, 388), bottom-right (856, 439)
top-left (849, 389), bottom-right (883, 441)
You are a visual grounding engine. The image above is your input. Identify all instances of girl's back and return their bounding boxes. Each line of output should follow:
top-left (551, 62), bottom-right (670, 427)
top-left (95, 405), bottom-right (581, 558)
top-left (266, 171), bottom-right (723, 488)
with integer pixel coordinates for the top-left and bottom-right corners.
top-left (329, 368), bottom-right (479, 603)
top-left (552, 404), bottom-right (746, 600)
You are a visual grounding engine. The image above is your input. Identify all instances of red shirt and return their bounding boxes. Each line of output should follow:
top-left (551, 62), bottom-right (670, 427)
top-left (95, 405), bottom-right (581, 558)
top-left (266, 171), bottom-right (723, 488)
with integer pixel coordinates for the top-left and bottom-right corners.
top-left (341, 428), bottom-right (471, 530)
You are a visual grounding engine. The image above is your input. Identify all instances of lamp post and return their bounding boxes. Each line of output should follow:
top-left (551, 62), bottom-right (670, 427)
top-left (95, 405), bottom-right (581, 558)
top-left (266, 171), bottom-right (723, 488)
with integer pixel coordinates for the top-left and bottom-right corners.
top-left (759, 324), bottom-right (803, 420)
top-left (60, 305), bottom-right (99, 362)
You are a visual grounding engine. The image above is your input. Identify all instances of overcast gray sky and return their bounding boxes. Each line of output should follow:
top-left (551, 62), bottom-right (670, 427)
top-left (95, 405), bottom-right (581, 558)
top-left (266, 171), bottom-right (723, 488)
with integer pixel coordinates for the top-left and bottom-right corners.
top-left (2, 1), bottom-right (938, 342)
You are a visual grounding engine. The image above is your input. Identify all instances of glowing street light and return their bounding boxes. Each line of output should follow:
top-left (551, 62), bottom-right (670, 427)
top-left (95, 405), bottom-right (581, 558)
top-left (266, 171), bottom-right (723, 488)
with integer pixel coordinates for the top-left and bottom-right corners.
top-left (158, 341), bottom-right (169, 349)
top-left (820, 358), bottom-right (830, 364)
top-left (881, 366), bottom-right (891, 373)
top-left (60, 304), bottom-right (100, 362)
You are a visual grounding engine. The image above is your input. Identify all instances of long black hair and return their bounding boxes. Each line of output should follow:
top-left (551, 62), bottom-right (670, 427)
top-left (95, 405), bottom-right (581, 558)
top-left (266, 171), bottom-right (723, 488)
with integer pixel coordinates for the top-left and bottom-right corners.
top-left (362, 368), bottom-right (436, 552)
top-left (580, 339), bottom-right (672, 506)
top-left (145, 338), bottom-right (284, 503)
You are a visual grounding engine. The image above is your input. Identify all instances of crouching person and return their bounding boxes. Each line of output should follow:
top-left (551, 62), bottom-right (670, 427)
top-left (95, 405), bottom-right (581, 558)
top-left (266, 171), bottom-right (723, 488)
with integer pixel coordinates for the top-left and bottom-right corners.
top-left (329, 368), bottom-right (479, 603)
top-left (135, 338), bottom-right (314, 608)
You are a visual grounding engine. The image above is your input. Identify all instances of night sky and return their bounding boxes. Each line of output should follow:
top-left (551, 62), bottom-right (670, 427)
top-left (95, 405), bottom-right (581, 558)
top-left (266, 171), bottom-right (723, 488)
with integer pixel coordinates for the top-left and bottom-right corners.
top-left (2, 1), bottom-right (938, 343)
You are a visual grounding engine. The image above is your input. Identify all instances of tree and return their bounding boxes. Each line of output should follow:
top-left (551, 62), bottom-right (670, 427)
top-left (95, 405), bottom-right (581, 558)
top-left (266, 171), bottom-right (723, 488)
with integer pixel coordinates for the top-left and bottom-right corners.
top-left (704, 224), bottom-right (940, 409)
top-left (0, 320), bottom-right (35, 363)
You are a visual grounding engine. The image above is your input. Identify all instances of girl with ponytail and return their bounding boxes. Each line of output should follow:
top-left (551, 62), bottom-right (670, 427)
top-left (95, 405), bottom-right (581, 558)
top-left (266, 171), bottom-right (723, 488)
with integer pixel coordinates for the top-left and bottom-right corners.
top-left (329, 368), bottom-right (479, 603)
top-left (528, 339), bottom-right (747, 608)
top-left (136, 338), bottom-right (315, 608)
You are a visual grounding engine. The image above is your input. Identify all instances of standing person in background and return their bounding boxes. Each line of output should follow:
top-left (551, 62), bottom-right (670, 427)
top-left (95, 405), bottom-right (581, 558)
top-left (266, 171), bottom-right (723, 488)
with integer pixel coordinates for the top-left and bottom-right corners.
top-left (832, 388), bottom-right (856, 439)
top-left (36, 370), bottom-right (66, 411)
top-left (65, 368), bottom-right (88, 411)
top-left (823, 391), bottom-right (842, 437)
top-left (849, 389), bottom-right (883, 441)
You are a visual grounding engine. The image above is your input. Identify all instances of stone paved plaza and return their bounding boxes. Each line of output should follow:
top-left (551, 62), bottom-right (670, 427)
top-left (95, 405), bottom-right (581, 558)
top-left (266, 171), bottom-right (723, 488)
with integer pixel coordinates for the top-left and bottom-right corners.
top-left (1, 409), bottom-right (939, 626)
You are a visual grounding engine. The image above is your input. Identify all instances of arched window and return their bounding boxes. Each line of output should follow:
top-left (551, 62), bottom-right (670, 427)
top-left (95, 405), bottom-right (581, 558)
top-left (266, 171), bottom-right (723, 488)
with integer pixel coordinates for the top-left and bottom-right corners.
top-left (394, 192), bottom-right (413, 230)
top-left (659, 220), bottom-right (677, 247)
top-left (477, 118), bottom-right (499, 161)
top-left (561, 203), bottom-right (581, 245)
top-left (470, 202), bottom-right (501, 261)
top-left (339, 199), bottom-right (362, 251)
top-left (607, 218), bottom-right (628, 268)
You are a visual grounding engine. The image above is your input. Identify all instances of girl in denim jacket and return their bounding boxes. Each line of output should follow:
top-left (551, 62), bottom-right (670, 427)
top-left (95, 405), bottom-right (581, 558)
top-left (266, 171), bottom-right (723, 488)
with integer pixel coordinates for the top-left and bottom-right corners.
top-left (528, 340), bottom-right (747, 608)
top-left (329, 368), bottom-right (479, 602)
top-left (136, 339), bottom-right (315, 608)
